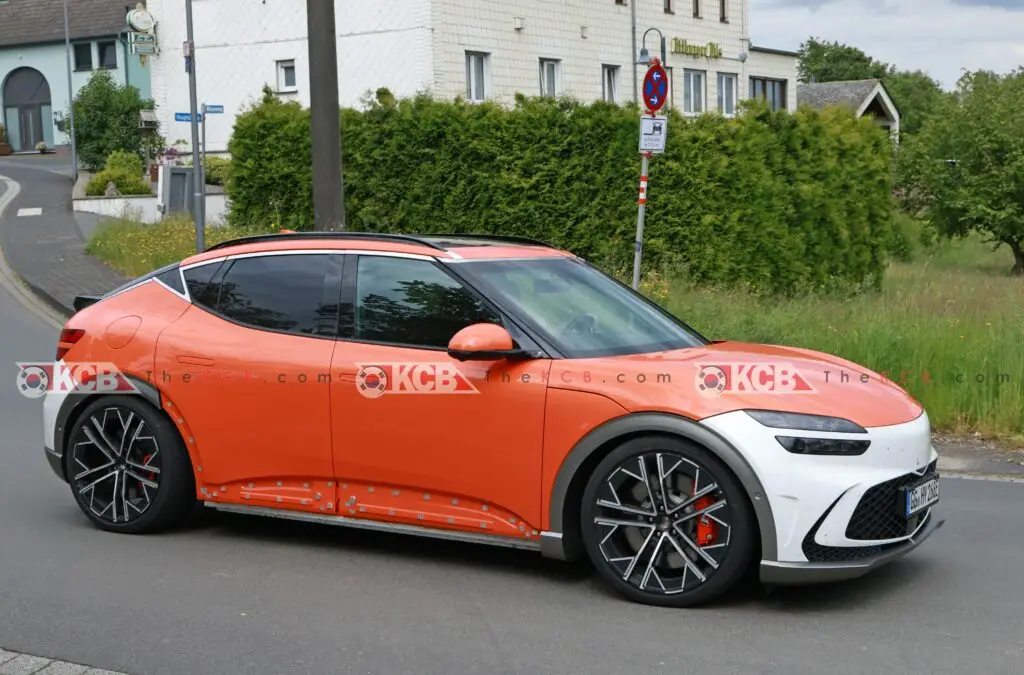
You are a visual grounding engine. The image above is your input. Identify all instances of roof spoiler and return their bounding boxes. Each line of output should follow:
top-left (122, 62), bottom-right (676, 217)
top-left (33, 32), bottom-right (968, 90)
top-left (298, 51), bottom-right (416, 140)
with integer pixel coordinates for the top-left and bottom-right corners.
top-left (72, 294), bottom-right (102, 312)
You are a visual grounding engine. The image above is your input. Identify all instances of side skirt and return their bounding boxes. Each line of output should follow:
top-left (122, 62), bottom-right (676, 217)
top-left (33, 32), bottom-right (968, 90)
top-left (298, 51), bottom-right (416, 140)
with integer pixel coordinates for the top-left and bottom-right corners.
top-left (204, 502), bottom-right (544, 552)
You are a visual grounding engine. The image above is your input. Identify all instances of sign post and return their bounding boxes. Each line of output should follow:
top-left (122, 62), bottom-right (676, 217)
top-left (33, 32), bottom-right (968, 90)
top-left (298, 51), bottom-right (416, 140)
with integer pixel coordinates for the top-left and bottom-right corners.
top-left (633, 60), bottom-right (669, 290)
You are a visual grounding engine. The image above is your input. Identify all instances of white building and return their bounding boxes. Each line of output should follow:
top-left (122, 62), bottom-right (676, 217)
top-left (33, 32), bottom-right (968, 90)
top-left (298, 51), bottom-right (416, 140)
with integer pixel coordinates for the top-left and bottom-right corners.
top-left (145, 0), bottom-right (798, 153)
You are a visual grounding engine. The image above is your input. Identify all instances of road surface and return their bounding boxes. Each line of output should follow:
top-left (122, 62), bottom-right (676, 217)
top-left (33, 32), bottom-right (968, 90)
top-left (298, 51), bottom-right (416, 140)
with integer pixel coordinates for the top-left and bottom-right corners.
top-left (1, 170), bottom-right (1023, 675)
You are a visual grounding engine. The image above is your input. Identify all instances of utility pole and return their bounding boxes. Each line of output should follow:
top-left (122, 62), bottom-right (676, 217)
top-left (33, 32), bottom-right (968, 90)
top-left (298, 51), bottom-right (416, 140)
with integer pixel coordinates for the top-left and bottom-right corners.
top-left (62, 0), bottom-right (78, 182)
top-left (630, 0), bottom-right (638, 104)
top-left (184, 0), bottom-right (205, 251)
top-left (307, 0), bottom-right (345, 231)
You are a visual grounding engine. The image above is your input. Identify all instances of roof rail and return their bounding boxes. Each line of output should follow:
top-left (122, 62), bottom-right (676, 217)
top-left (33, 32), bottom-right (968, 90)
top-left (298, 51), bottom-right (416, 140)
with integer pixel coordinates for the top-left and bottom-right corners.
top-left (204, 231), bottom-right (449, 252)
top-left (425, 233), bottom-right (557, 248)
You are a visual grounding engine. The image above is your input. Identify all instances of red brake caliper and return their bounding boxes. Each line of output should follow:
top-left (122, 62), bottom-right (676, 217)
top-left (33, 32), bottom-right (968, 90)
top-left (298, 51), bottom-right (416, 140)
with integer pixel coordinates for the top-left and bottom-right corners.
top-left (142, 454), bottom-right (156, 482)
top-left (693, 480), bottom-right (718, 546)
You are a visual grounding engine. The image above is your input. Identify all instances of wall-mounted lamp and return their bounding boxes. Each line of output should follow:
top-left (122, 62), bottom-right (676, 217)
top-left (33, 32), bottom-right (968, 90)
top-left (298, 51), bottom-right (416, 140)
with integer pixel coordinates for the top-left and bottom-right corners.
top-left (636, 27), bottom-right (666, 65)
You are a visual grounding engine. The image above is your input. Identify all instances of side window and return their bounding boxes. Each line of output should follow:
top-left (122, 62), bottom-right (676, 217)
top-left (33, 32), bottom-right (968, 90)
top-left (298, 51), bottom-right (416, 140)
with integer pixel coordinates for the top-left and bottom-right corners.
top-left (182, 261), bottom-right (223, 308)
top-left (353, 256), bottom-right (501, 348)
top-left (155, 266), bottom-right (186, 295)
top-left (214, 254), bottom-right (332, 335)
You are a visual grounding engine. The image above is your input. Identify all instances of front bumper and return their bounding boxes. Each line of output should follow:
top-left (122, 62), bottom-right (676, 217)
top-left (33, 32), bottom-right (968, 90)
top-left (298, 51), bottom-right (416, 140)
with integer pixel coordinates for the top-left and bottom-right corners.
top-left (701, 409), bottom-right (940, 569)
top-left (759, 511), bottom-right (943, 584)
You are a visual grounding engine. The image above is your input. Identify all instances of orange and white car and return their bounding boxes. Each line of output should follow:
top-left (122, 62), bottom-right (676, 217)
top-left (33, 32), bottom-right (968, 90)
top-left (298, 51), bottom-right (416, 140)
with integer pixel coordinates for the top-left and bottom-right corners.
top-left (41, 232), bottom-right (941, 606)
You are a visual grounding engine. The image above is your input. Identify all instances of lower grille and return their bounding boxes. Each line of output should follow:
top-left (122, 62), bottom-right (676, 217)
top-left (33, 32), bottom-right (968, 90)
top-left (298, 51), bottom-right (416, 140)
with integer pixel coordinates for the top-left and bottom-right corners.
top-left (845, 460), bottom-right (938, 541)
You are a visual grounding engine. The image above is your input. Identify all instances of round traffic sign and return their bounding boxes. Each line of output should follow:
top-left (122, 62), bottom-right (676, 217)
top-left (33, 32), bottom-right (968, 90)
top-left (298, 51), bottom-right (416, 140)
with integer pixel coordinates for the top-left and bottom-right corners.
top-left (642, 64), bottom-right (669, 113)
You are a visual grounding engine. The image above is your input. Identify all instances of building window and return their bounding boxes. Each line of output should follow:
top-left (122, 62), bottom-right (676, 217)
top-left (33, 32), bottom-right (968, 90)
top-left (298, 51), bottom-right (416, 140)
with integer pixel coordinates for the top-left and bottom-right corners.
top-left (665, 0), bottom-right (674, 13)
top-left (693, 0), bottom-right (701, 18)
top-left (540, 58), bottom-right (561, 97)
top-left (720, 0), bottom-right (729, 22)
top-left (73, 43), bottom-right (92, 71)
top-left (276, 60), bottom-right (297, 92)
top-left (97, 41), bottom-right (117, 69)
top-left (602, 65), bottom-right (620, 103)
top-left (465, 51), bottom-right (488, 101)
top-left (717, 72), bottom-right (737, 116)
top-left (750, 77), bottom-right (787, 111)
top-left (683, 69), bottom-right (705, 115)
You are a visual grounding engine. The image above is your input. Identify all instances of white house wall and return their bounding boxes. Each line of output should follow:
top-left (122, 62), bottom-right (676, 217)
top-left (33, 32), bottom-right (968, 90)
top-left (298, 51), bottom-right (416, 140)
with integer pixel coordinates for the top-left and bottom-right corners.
top-left (745, 48), bottom-right (798, 112)
top-left (146, 0), bottom-right (435, 153)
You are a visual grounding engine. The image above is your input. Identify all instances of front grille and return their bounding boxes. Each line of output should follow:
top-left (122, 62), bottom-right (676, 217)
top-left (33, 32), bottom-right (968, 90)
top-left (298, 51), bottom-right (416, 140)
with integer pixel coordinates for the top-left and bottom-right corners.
top-left (845, 460), bottom-right (938, 541)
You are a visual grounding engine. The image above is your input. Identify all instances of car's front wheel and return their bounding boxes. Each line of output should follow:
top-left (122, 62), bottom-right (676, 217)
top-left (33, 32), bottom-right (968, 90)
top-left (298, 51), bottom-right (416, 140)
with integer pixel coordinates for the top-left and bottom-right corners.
top-left (580, 435), bottom-right (756, 607)
top-left (64, 395), bottom-right (195, 534)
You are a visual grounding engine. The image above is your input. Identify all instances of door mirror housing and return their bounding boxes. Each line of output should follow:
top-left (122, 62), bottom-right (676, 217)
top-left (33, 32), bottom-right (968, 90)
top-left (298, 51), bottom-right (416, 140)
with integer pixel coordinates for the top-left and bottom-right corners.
top-left (447, 323), bottom-right (534, 361)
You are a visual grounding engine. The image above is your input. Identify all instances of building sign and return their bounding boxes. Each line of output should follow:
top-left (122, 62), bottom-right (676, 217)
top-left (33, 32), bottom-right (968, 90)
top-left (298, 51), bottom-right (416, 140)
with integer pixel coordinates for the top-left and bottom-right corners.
top-left (671, 38), bottom-right (723, 59)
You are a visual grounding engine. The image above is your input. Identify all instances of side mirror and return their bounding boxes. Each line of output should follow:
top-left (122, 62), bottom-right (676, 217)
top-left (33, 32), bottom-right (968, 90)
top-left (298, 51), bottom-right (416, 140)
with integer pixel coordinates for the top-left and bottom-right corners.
top-left (447, 323), bottom-right (534, 361)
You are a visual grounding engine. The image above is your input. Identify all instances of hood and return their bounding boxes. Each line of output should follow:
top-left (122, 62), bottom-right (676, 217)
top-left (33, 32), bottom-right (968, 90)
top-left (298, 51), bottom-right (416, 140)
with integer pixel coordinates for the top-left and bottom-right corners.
top-left (550, 341), bottom-right (923, 429)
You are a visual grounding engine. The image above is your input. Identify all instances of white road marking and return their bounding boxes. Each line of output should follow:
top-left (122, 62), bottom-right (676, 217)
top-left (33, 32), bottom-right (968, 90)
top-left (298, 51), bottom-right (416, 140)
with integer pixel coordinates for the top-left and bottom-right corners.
top-left (17, 207), bottom-right (41, 216)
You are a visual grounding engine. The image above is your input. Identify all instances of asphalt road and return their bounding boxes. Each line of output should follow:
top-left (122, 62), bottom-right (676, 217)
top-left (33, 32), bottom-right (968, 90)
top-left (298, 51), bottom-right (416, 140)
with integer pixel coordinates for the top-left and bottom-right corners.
top-left (2, 173), bottom-right (1024, 674)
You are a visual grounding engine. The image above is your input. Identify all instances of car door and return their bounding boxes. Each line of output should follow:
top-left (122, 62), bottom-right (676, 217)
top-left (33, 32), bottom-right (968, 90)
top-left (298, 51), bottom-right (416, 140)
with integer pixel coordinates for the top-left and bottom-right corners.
top-left (329, 252), bottom-right (552, 540)
top-left (154, 251), bottom-right (342, 510)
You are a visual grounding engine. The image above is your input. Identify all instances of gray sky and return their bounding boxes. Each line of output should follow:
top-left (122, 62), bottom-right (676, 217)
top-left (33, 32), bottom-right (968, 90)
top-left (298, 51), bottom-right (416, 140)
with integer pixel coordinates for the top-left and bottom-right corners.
top-left (749, 0), bottom-right (1024, 89)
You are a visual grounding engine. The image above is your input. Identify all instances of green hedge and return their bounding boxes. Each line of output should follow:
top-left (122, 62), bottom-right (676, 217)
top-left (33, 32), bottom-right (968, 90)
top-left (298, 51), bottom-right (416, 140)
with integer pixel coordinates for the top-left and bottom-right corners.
top-left (227, 92), bottom-right (897, 293)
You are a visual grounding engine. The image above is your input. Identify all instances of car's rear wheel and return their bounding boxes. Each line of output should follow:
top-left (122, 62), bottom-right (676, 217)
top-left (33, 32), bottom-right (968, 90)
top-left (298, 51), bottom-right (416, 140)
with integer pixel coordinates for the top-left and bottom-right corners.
top-left (64, 395), bottom-right (195, 534)
top-left (580, 435), bottom-right (756, 607)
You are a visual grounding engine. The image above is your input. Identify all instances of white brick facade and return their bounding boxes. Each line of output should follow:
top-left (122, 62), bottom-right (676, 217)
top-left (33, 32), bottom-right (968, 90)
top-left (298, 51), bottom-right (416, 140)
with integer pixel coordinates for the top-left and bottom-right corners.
top-left (145, 0), bottom-right (798, 152)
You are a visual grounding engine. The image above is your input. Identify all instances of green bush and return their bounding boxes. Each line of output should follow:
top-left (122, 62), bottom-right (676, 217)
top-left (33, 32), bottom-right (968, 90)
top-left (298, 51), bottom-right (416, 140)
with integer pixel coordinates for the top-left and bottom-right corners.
top-left (228, 92), bottom-right (897, 293)
top-left (104, 149), bottom-right (144, 177)
top-left (85, 168), bottom-right (151, 196)
top-left (204, 156), bottom-right (231, 185)
top-left (72, 70), bottom-right (155, 171)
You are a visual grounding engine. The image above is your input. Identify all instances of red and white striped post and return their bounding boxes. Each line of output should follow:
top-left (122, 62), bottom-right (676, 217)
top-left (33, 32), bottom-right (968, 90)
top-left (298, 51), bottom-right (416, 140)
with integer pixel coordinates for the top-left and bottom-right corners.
top-left (632, 150), bottom-right (651, 290)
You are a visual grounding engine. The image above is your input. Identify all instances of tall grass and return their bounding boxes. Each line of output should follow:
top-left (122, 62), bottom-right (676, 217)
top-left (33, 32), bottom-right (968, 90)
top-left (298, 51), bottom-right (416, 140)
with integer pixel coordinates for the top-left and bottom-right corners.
top-left (665, 237), bottom-right (1024, 438)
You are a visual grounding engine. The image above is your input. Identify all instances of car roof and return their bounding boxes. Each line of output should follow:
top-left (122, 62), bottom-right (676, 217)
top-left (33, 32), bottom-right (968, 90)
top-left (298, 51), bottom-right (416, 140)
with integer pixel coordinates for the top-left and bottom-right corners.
top-left (180, 232), bottom-right (573, 266)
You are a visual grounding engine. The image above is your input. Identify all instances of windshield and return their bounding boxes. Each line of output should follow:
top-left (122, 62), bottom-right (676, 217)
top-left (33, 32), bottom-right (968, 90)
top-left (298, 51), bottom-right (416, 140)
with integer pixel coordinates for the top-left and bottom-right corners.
top-left (456, 257), bottom-right (707, 358)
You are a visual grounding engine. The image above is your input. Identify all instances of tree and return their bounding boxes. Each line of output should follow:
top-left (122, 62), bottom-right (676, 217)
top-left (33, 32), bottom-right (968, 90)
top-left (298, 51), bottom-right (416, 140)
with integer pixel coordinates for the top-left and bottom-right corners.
top-left (71, 70), bottom-right (155, 171)
top-left (797, 37), bottom-right (892, 83)
top-left (897, 69), bottom-right (1024, 276)
top-left (797, 37), bottom-right (948, 137)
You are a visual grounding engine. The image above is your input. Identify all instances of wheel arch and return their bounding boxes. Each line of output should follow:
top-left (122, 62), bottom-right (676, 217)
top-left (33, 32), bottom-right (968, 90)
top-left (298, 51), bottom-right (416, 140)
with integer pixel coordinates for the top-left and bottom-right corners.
top-left (54, 374), bottom-right (171, 481)
top-left (543, 411), bottom-right (777, 564)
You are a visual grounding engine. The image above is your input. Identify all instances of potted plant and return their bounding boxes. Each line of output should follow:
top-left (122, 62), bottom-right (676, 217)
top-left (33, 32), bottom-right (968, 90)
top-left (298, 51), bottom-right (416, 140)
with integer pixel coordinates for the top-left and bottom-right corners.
top-left (35, 141), bottom-right (48, 154)
top-left (0, 124), bottom-right (12, 156)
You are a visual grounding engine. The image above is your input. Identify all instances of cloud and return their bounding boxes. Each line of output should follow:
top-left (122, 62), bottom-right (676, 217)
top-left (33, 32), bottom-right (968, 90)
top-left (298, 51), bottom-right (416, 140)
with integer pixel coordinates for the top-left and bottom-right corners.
top-left (750, 0), bottom-right (1024, 89)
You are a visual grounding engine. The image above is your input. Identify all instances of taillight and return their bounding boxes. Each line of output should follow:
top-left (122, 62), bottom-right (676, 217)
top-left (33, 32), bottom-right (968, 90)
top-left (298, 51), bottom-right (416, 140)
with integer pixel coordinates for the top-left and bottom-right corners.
top-left (56, 328), bottom-right (85, 361)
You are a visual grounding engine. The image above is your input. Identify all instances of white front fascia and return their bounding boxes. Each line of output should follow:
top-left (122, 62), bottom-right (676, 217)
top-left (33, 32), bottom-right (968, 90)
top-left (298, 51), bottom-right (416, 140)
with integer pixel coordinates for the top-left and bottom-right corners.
top-left (700, 410), bottom-right (937, 563)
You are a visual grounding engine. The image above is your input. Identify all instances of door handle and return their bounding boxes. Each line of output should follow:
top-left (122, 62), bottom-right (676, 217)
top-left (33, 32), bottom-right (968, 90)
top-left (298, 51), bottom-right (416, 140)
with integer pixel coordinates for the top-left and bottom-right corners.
top-left (177, 355), bottom-right (215, 366)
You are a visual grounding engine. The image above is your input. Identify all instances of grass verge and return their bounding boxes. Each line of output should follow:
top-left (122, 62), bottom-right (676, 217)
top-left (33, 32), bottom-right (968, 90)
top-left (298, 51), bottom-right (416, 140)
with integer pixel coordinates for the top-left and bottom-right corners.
top-left (86, 218), bottom-right (1023, 439)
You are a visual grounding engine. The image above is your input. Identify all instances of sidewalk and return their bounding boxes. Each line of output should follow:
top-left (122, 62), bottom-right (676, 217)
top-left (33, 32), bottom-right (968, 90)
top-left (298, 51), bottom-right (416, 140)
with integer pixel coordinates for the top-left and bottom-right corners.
top-left (0, 648), bottom-right (126, 675)
top-left (0, 164), bottom-right (128, 316)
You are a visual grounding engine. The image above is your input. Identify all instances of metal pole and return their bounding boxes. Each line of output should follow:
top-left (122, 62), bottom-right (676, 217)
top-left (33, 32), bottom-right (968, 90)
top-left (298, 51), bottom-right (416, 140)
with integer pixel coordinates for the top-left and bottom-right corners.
top-left (630, 0), bottom-right (638, 104)
top-left (62, 0), bottom-right (78, 182)
top-left (307, 0), bottom-right (345, 231)
top-left (200, 102), bottom-right (207, 218)
top-left (632, 152), bottom-right (649, 290)
top-left (184, 0), bottom-right (204, 251)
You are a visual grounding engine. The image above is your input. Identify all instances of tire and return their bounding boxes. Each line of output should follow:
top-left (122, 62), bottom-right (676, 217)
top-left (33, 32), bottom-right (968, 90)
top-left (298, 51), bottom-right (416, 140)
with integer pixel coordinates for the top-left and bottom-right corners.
top-left (580, 435), bottom-right (756, 607)
top-left (64, 395), bottom-right (195, 534)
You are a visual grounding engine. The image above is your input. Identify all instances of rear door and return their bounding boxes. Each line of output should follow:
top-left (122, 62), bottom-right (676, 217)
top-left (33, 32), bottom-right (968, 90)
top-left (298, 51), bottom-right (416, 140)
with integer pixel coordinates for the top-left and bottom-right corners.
top-left (154, 251), bottom-right (342, 508)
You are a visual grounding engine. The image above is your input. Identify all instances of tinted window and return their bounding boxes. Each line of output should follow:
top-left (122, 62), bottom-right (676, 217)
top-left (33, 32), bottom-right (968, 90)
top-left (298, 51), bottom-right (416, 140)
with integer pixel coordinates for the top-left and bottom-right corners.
top-left (182, 262), bottom-right (223, 307)
top-left (354, 256), bottom-right (501, 348)
top-left (155, 266), bottom-right (185, 294)
top-left (215, 255), bottom-right (331, 335)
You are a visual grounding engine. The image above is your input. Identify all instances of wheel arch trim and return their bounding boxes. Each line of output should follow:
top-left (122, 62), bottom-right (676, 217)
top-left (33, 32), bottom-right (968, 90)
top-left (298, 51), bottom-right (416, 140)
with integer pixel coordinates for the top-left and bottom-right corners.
top-left (542, 411), bottom-right (778, 563)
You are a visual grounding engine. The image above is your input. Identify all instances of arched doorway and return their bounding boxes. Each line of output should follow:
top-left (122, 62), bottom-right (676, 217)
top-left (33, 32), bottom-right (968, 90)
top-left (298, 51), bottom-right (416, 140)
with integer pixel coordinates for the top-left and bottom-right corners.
top-left (2, 67), bottom-right (52, 152)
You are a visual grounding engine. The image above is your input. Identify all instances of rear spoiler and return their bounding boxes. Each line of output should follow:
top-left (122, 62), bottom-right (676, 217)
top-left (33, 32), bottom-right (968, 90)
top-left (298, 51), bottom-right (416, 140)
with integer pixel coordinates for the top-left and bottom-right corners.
top-left (72, 294), bottom-right (102, 312)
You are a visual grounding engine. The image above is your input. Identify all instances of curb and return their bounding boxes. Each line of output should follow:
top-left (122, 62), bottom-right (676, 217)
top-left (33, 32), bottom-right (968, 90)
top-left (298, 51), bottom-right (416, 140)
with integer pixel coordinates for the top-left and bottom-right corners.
top-left (15, 274), bottom-right (73, 318)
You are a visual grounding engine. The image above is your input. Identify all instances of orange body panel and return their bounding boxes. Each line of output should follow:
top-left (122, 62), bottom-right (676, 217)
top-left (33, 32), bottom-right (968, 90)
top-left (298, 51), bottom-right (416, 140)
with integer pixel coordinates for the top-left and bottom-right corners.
top-left (329, 342), bottom-right (552, 533)
top-left (152, 305), bottom-right (336, 489)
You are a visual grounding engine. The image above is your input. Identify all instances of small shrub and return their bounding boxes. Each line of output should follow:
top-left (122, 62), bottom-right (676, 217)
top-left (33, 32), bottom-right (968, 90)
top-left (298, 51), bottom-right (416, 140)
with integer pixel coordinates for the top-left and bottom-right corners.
top-left (204, 156), bottom-right (231, 185)
top-left (0, 123), bottom-right (8, 143)
top-left (85, 168), bottom-right (151, 196)
top-left (104, 150), bottom-right (144, 177)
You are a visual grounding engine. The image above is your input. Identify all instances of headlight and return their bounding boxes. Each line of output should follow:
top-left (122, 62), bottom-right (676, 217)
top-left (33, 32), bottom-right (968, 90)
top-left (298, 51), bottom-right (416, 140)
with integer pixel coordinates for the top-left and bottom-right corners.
top-left (775, 436), bottom-right (871, 456)
top-left (744, 410), bottom-right (867, 434)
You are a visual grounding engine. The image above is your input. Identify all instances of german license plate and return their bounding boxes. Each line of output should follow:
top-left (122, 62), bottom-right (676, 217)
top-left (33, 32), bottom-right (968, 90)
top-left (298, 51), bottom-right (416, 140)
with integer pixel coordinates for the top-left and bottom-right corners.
top-left (903, 475), bottom-right (939, 517)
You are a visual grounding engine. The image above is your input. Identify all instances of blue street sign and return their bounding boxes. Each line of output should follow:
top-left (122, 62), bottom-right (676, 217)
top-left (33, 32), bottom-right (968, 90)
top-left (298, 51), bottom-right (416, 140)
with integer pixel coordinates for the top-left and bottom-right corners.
top-left (205, 105), bottom-right (224, 114)
top-left (175, 112), bottom-right (202, 122)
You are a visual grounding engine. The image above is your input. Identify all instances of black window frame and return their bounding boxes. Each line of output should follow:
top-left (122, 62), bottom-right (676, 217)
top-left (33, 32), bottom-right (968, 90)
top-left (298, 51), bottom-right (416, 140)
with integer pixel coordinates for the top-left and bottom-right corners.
top-left (183, 253), bottom-right (342, 341)
top-left (73, 43), bottom-right (93, 71)
top-left (97, 40), bottom-right (118, 69)
top-left (750, 76), bottom-right (787, 111)
top-left (339, 253), bottom-right (539, 353)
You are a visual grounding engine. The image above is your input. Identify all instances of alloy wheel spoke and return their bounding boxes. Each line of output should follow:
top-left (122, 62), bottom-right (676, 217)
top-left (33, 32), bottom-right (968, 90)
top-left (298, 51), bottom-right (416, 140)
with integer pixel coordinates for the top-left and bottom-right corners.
top-left (74, 458), bottom-right (115, 481)
top-left (81, 426), bottom-right (116, 464)
top-left (664, 528), bottom-right (708, 584)
top-left (621, 527), bottom-right (657, 581)
top-left (78, 470), bottom-right (117, 495)
top-left (126, 458), bottom-right (161, 475)
top-left (673, 499), bottom-right (727, 526)
top-left (596, 499), bottom-right (654, 518)
top-left (88, 415), bottom-right (122, 459)
top-left (125, 469), bottom-right (158, 490)
top-left (640, 533), bottom-right (668, 590)
top-left (666, 481), bottom-right (719, 517)
top-left (672, 524), bottom-right (720, 570)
